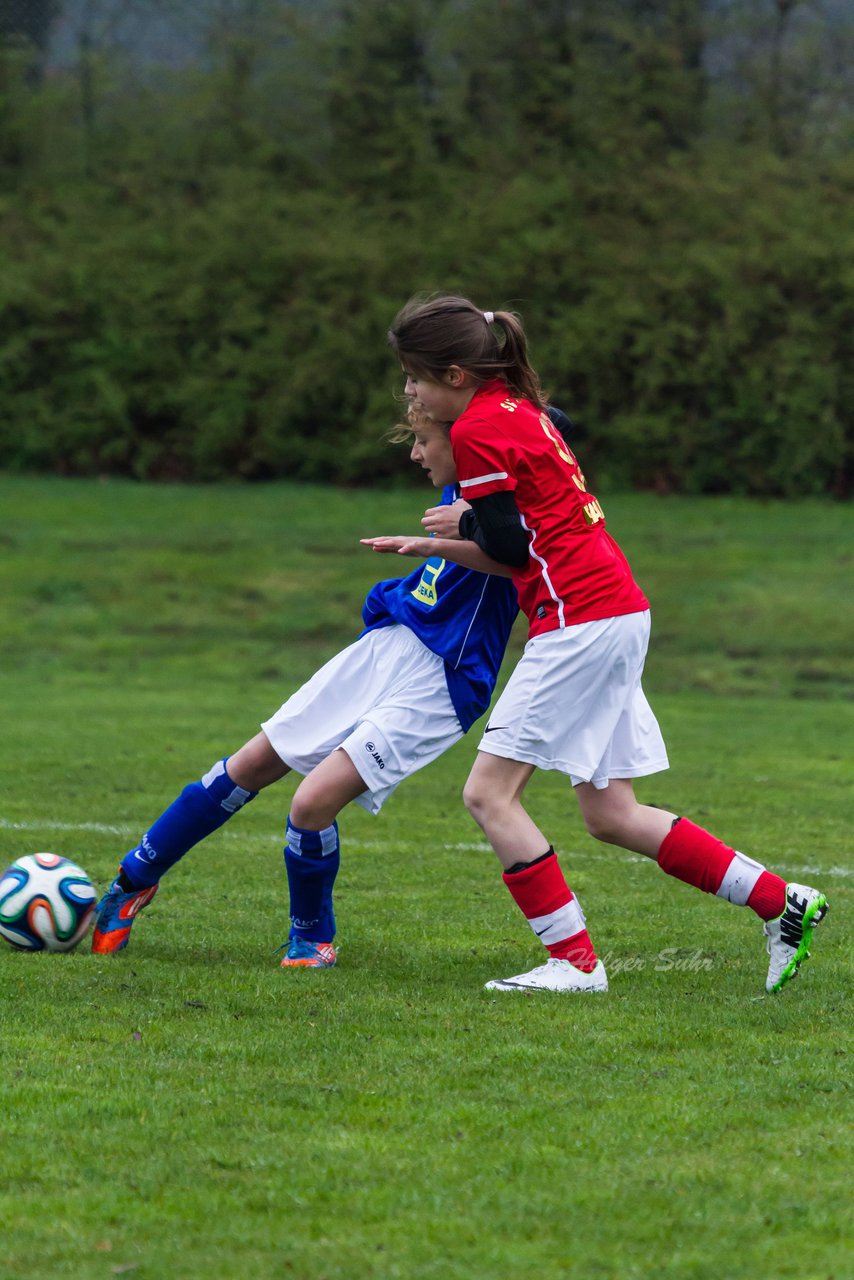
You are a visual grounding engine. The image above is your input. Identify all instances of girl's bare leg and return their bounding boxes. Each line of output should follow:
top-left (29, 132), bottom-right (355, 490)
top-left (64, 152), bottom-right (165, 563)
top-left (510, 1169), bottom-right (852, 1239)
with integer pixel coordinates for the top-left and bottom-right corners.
top-left (573, 777), bottom-right (676, 857)
top-left (462, 752), bottom-right (544, 867)
top-left (289, 749), bottom-right (368, 830)
top-left (228, 731), bottom-right (292, 791)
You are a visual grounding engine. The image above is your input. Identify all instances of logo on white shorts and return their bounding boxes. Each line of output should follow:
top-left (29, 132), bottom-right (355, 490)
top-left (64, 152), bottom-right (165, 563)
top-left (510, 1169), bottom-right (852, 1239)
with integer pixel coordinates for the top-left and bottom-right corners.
top-left (365, 741), bottom-right (385, 770)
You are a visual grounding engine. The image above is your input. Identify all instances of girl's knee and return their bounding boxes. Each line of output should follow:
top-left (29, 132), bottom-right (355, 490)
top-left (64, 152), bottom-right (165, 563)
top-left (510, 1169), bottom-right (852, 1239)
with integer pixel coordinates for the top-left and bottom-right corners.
top-left (290, 786), bottom-right (327, 831)
top-left (462, 775), bottom-right (495, 824)
top-left (228, 733), bottom-right (290, 791)
top-left (583, 814), bottom-right (618, 844)
top-left (576, 781), bottom-right (638, 846)
top-left (581, 804), bottom-right (629, 845)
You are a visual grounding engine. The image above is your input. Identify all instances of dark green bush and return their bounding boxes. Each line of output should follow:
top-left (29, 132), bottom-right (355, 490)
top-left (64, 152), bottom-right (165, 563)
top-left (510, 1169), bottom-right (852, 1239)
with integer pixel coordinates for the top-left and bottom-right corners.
top-left (0, 1), bottom-right (851, 495)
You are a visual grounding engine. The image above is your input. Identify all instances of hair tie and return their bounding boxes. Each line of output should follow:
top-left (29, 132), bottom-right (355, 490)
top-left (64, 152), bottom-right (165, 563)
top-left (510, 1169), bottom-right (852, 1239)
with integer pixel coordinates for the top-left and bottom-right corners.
top-left (483, 311), bottom-right (495, 325)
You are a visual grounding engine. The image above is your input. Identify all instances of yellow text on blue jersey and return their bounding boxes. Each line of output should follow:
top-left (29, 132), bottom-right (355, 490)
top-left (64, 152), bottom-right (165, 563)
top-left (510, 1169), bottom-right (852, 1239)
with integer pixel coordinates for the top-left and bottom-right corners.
top-left (411, 558), bottom-right (446, 607)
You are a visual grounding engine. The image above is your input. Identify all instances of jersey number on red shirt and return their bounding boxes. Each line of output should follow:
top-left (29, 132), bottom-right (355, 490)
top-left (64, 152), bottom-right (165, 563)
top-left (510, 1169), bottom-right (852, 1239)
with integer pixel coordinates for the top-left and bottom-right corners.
top-left (539, 413), bottom-right (605, 526)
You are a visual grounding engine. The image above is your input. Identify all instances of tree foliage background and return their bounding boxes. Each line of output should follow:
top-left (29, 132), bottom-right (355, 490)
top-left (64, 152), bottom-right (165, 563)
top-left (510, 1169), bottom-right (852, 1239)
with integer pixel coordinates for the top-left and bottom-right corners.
top-left (0, 0), bottom-right (851, 494)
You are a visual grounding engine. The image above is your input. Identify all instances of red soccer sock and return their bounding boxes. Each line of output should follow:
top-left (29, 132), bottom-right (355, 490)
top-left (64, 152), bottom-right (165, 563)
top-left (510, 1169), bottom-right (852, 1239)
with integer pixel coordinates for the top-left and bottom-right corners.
top-left (657, 818), bottom-right (786, 919)
top-left (502, 851), bottom-right (598, 972)
top-left (549, 929), bottom-right (598, 970)
top-left (745, 872), bottom-right (787, 922)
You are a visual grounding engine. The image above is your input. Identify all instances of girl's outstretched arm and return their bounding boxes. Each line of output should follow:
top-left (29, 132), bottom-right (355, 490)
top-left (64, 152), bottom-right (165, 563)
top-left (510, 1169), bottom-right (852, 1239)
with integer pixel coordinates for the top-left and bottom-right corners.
top-left (360, 535), bottom-right (515, 578)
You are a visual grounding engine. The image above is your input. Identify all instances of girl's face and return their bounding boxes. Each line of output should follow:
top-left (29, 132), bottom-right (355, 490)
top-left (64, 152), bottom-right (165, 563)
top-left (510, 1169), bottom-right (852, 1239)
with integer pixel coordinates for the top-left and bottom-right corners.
top-left (410, 418), bottom-right (457, 488)
top-left (403, 367), bottom-right (473, 423)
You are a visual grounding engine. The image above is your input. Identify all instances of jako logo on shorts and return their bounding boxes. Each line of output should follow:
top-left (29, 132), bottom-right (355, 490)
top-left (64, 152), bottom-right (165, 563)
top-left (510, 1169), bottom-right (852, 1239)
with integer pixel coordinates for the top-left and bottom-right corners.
top-left (365, 742), bottom-right (385, 770)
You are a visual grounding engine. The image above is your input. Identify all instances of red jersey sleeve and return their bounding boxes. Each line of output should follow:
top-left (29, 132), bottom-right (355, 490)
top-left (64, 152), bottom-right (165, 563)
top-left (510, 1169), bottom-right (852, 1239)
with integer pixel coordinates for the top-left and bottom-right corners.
top-left (451, 412), bottom-right (518, 500)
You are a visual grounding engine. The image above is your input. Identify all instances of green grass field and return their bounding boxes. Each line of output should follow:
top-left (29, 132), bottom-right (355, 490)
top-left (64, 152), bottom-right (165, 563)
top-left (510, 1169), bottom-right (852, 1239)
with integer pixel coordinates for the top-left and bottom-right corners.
top-left (0, 475), bottom-right (851, 1280)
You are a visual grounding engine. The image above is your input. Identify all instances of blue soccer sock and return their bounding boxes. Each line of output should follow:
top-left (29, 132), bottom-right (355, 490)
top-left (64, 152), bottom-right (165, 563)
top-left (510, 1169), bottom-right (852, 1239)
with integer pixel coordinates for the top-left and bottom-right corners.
top-left (284, 816), bottom-right (340, 942)
top-left (120, 759), bottom-right (258, 889)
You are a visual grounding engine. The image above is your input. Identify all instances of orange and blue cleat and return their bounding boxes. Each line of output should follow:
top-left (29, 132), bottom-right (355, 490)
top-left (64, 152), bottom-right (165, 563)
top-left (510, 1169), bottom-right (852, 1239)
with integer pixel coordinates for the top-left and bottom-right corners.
top-left (91, 876), bottom-right (159, 954)
top-left (279, 937), bottom-right (336, 968)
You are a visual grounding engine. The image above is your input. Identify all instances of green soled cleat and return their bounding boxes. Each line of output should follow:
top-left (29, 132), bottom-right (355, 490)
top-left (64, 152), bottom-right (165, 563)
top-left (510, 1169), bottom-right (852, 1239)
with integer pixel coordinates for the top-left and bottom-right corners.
top-left (764, 883), bottom-right (828, 994)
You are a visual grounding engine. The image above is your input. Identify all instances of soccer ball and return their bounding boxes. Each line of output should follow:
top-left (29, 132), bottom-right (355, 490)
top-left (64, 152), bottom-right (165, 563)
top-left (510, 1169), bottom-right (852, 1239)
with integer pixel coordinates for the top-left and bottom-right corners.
top-left (0, 853), bottom-right (97, 952)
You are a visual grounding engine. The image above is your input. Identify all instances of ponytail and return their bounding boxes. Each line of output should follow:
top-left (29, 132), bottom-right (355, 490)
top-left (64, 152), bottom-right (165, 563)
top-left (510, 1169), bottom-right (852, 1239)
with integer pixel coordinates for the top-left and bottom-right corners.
top-left (490, 310), bottom-right (545, 408)
top-left (389, 294), bottom-right (546, 409)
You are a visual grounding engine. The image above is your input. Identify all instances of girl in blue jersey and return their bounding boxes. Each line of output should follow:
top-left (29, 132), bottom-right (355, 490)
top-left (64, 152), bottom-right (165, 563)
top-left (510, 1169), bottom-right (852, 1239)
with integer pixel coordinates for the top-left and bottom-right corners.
top-left (91, 407), bottom-right (518, 966)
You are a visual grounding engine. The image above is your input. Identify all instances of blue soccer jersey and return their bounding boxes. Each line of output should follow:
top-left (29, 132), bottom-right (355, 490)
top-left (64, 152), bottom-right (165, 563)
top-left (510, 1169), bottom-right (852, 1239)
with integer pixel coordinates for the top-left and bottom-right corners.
top-left (361, 486), bottom-right (518, 731)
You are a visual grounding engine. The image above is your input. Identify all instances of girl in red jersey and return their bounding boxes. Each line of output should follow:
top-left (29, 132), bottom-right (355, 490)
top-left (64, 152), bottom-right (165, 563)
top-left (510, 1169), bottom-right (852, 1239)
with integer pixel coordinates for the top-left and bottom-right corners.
top-left (364, 294), bottom-right (828, 995)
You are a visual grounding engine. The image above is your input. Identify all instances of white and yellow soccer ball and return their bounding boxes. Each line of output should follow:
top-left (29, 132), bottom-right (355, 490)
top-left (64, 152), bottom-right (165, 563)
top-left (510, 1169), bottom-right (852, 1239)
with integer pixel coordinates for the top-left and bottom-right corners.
top-left (0, 853), bottom-right (96, 952)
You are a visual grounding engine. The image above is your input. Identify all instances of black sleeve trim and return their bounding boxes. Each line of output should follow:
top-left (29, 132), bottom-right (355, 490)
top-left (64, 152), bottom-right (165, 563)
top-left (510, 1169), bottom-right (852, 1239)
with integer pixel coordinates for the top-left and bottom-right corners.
top-left (459, 491), bottom-right (529, 568)
top-left (546, 405), bottom-right (573, 440)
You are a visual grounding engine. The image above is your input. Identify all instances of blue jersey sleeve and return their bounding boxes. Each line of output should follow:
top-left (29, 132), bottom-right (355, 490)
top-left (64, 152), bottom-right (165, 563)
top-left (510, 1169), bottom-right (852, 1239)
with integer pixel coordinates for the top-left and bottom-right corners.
top-left (361, 486), bottom-right (518, 731)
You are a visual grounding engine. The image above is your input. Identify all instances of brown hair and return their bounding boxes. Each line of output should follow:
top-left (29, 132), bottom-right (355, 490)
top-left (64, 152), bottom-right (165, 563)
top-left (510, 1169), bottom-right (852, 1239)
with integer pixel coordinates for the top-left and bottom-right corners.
top-left (386, 400), bottom-right (451, 445)
top-left (388, 293), bottom-right (546, 409)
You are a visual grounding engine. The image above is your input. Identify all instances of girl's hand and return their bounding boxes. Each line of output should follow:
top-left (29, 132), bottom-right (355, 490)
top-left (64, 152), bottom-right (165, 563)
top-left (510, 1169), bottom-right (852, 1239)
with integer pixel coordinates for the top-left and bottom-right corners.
top-left (360, 536), bottom-right (433, 558)
top-left (421, 498), bottom-right (470, 539)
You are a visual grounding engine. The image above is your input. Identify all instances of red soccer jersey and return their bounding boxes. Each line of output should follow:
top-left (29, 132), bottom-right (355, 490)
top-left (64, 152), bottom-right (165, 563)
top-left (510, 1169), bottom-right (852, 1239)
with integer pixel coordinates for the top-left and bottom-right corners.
top-left (451, 382), bottom-right (649, 638)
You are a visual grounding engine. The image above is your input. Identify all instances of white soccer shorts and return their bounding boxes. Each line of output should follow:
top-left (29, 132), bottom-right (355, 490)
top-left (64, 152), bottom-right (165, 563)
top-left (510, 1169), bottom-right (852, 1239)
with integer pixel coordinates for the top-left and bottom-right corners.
top-left (478, 611), bottom-right (669, 789)
top-left (261, 625), bottom-right (463, 814)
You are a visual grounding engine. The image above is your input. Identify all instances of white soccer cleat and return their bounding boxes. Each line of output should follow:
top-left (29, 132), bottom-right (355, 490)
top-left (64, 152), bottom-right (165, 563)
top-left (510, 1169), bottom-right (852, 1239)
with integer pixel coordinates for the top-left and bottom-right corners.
top-left (763, 882), bottom-right (828, 994)
top-left (485, 957), bottom-right (608, 993)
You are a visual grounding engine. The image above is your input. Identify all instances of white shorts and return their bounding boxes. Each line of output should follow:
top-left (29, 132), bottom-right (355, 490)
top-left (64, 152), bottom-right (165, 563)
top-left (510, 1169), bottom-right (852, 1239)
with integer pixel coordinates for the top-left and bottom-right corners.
top-left (478, 611), bottom-right (669, 789)
top-left (261, 625), bottom-right (463, 815)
